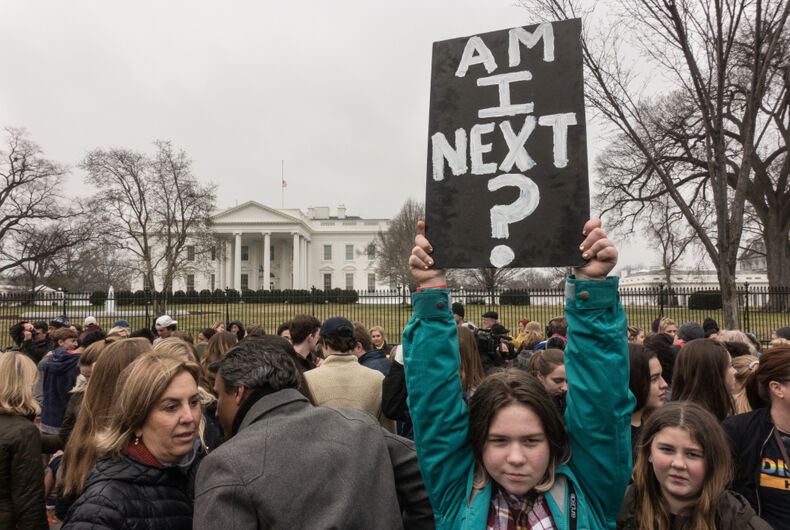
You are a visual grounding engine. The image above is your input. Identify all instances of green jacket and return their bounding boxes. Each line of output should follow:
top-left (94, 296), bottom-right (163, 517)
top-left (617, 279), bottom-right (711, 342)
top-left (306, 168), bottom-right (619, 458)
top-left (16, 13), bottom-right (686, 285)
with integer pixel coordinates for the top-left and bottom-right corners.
top-left (403, 277), bottom-right (633, 530)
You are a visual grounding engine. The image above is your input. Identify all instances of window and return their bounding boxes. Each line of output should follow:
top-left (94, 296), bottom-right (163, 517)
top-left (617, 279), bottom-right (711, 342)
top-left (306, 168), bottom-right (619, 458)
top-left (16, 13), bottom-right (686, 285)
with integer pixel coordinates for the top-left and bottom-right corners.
top-left (187, 245), bottom-right (195, 261)
top-left (241, 246), bottom-right (249, 261)
top-left (186, 274), bottom-right (195, 292)
top-left (323, 245), bottom-right (332, 260)
top-left (323, 273), bottom-right (332, 290)
top-left (270, 245), bottom-right (275, 261)
top-left (210, 274), bottom-right (215, 291)
top-left (345, 273), bottom-right (354, 290)
top-left (210, 247), bottom-right (216, 261)
top-left (368, 273), bottom-right (376, 292)
top-left (345, 244), bottom-right (354, 260)
top-left (241, 274), bottom-right (249, 291)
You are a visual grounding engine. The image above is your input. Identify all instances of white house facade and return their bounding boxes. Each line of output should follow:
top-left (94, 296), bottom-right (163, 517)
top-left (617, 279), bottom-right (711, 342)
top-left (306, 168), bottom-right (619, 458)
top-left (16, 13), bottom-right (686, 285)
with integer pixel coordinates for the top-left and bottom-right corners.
top-left (132, 202), bottom-right (390, 293)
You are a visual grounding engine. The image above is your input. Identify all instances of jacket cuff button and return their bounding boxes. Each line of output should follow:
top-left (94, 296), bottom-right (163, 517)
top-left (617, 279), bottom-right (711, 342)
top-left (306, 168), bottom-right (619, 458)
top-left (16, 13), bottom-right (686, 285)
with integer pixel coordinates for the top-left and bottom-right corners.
top-left (579, 291), bottom-right (590, 301)
top-left (436, 301), bottom-right (445, 309)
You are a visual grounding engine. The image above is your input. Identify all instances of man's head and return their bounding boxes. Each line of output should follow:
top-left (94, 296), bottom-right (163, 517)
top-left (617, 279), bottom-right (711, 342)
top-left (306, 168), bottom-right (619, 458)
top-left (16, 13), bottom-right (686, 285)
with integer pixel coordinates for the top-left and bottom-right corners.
top-left (49, 315), bottom-right (70, 333)
top-left (546, 317), bottom-right (568, 338)
top-left (318, 317), bottom-right (355, 355)
top-left (51, 327), bottom-right (79, 350)
top-left (276, 321), bottom-right (292, 343)
top-left (482, 311), bottom-right (498, 330)
top-left (452, 302), bottom-right (465, 325)
top-left (289, 314), bottom-right (321, 349)
top-left (32, 321), bottom-right (49, 342)
top-left (155, 315), bottom-right (177, 339)
top-left (352, 323), bottom-right (373, 357)
top-left (212, 339), bottom-right (300, 439)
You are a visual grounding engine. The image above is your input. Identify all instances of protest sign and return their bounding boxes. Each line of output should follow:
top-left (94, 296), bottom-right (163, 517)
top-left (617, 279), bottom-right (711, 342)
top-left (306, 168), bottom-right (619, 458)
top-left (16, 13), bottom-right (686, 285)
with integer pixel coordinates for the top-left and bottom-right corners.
top-left (425, 18), bottom-right (589, 268)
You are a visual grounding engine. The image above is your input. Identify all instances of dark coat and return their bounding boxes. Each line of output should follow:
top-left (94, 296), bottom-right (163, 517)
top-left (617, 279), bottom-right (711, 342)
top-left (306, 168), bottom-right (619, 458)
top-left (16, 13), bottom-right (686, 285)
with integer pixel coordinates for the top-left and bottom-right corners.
top-left (62, 451), bottom-right (196, 530)
top-left (20, 338), bottom-right (52, 364)
top-left (0, 414), bottom-right (48, 530)
top-left (41, 348), bottom-right (81, 428)
top-left (40, 390), bottom-right (84, 453)
top-left (721, 407), bottom-right (776, 516)
top-left (359, 347), bottom-right (392, 375)
top-left (616, 484), bottom-right (770, 529)
top-left (194, 388), bottom-right (434, 529)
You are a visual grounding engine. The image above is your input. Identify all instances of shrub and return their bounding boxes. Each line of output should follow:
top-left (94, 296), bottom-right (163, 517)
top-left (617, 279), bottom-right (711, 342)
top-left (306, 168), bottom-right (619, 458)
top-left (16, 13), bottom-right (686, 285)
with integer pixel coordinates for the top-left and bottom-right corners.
top-left (185, 289), bottom-right (199, 302)
top-left (199, 289), bottom-right (213, 303)
top-left (172, 290), bottom-right (187, 303)
top-left (89, 290), bottom-right (108, 306)
top-left (211, 289), bottom-right (226, 304)
top-left (262, 289), bottom-right (286, 303)
top-left (326, 288), bottom-right (359, 304)
top-left (282, 289), bottom-right (311, 304)
top-left (115, 290), bottom-right (134, 306)
top-left (133, 290), bottom-right (149, 305)
top-left (688, 290), bottom-right (723, 310)
top-left (241, 289), bottom-right (259, 303)
top-left (500, 289), bottom-right (531, 306)
top-left (225, 288), bottom-right (240, 303)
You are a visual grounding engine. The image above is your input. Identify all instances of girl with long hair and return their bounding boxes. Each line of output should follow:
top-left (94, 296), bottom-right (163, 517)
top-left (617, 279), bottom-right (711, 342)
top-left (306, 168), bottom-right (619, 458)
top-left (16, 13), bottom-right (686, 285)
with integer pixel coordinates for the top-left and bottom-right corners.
top-left (403, 219), bottom-right (633, 529)
top-left (199, 331), bottom-right (238, 394)
top-left (670, 339), bottom-right (737, 422)
top-left (628, 343), bottom-right (668, 462)
top-left (722, 344), bottom-right (790, 528)
top-left (56, 338), bottom-right (152, 519)
top-left (0, 352), bottom-right (48, 529)
top-left (618, 401), bottom-right (768, 529)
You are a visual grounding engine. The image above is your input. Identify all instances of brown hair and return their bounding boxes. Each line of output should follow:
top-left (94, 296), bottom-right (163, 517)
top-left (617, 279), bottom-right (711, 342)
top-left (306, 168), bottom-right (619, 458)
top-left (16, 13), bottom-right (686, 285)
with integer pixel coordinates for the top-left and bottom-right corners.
top-left (51, 327), bottom-right (78, 345)
top-left (95, 352), bottom-right (201, 457)
top-left (59, 338), bottom-right (152, 495)
top-left (468, 369), bottom-right (568, 492)
top-left (0, 352), bottom-right (40, 416)
top-left (199, 331), bottom-right (238, 393)
top-left (171, 330), bottom-right (195, 344)
top-left (353, 322), bottom-right (373, 352)
top-left (670, 339), bottom-right (735, 421)
top-left (527, 348), bottom-right (564, 378)
top-left (745, 344), bottom-right (790, 410)
top-left (633, 401), bottom-right (732, 530)
top-left (458, 325), bottom-right (485, 393)
top-left (518, 322), bottom-right (544, 352)
top-left (79, 340), bottom-right (107, 367)
top-left (289, 314), bottom-right (321, 344)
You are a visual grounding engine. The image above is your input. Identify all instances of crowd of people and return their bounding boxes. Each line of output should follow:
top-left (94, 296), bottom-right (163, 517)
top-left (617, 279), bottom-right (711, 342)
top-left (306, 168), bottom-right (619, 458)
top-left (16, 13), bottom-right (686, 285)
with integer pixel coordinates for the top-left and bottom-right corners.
top-left (1, 218), bottom-right (789, 529)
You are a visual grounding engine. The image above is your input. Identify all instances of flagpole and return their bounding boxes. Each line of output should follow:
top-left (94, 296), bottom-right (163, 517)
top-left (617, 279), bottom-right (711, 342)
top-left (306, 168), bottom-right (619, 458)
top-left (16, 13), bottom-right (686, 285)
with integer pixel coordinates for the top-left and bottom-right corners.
top-left (281, 160), bottom-right (284, 208)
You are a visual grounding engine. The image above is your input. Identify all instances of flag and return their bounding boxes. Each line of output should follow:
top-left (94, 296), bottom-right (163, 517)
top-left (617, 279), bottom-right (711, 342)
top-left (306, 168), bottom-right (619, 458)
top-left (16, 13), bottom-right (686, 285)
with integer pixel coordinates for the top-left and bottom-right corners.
top-left (282, 179), bottom-right (287, 188)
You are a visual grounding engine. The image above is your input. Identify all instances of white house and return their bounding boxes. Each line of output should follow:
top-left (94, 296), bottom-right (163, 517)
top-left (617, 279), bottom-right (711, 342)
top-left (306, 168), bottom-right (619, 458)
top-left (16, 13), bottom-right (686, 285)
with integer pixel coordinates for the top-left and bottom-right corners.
top-left (132, 202), bottom-right (390, 292)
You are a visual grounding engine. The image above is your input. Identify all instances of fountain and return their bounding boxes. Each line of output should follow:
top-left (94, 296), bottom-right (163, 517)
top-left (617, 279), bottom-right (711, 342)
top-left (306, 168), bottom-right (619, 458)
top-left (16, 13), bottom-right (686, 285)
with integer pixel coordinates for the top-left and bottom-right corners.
top-left (105, 286), bottom-right (116, 313)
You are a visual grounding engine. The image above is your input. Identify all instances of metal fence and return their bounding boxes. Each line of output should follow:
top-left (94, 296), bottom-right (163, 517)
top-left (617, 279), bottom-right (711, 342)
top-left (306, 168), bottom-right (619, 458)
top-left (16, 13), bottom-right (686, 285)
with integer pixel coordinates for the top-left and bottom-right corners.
top-left (2, 284), bottom-right (789, 347)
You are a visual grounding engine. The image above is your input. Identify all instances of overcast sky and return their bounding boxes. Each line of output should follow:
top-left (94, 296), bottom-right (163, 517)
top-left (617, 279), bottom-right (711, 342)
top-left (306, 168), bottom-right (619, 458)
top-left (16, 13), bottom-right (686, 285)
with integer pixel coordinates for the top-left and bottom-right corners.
top-left (1, 0), bottom-right (658, 269)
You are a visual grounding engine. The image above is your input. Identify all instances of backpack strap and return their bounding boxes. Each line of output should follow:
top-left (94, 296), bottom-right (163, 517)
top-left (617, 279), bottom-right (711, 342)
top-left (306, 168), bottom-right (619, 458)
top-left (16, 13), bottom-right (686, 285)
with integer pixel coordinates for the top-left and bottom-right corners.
top-left (548, 474), bottom-right (577, 530)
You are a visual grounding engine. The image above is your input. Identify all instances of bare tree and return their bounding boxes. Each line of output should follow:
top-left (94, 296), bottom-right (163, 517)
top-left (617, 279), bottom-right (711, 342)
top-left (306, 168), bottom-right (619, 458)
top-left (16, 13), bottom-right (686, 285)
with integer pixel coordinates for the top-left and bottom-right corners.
top-left (82, 141), bottom-right (216, 314)
top-left (519, 0), bottom-right (790, 327)
top-left (0, 128), bottom-right (75, 275)
top-left (375, 198), bottom-right (424, 293)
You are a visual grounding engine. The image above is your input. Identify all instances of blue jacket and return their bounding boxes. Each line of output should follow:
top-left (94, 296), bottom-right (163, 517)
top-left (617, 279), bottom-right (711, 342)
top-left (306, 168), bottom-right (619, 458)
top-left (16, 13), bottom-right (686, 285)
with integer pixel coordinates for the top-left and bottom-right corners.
top-left (359, 348), bottom-right (392, 375)
top-left (402, 277), bottom-right (633, 530)
top-left (41, 348), bottom-right (81, 428)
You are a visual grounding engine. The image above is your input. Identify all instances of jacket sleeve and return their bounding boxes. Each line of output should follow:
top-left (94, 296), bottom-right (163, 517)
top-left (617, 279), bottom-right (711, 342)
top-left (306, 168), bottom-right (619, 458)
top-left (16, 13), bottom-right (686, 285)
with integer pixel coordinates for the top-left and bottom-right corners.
top-left (10, 421), bottom-right (48, 530)
top-left (402, 288), bottom-right (473, 524)
top-left (563, 276), bottom-right (634, 526)
top-left (193, 452), bottom-right (260, 529)
top-left (61, 482), bottom-right (125, 530)
top-left (383, 429), bottom-right (436, 529)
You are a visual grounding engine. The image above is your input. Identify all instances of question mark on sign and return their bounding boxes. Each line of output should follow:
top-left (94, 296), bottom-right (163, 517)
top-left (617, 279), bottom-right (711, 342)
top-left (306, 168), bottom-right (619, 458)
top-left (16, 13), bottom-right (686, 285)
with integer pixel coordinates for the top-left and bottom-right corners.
top-left (488, 173), bottom-right (540, 267)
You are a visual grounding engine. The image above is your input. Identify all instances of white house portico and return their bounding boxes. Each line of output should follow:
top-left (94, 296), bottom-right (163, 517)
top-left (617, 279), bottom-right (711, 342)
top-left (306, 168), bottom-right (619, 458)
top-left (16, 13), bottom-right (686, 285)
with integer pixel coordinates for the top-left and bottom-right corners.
top-left (136, 202), bottom-right (390, 293)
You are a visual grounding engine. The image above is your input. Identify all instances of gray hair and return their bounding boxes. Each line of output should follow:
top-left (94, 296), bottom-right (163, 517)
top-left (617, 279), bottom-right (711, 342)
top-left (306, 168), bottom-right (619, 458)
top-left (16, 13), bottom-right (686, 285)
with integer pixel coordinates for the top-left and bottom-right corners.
top-left (214, 338), bottom-right (299, 393)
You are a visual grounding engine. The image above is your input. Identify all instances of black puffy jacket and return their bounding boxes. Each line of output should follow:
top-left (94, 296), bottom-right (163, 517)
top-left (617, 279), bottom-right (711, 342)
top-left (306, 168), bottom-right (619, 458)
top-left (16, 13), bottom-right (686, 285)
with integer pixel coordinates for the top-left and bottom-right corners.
top-left (0, 414), bottom-right (48, 530)
top-left (62, 451), bottom-right (196, 530)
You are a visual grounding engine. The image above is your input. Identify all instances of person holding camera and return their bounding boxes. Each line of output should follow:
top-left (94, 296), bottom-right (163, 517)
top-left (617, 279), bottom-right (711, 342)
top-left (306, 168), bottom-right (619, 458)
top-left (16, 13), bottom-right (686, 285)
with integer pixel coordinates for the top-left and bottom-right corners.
top-left (475, 311), bottom-right (515, 373)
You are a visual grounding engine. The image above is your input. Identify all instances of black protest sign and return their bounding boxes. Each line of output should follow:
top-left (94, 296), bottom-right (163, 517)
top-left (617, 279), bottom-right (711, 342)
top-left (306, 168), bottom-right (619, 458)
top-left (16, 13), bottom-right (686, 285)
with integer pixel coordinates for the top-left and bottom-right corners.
top-left (425, 18), bottom-right (589, 269)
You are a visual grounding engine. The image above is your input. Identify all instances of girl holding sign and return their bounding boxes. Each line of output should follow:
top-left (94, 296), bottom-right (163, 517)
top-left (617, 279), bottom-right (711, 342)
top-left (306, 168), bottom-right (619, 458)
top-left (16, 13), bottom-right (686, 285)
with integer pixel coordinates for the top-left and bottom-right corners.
top-left (402, 219), bottom-right (632, 529)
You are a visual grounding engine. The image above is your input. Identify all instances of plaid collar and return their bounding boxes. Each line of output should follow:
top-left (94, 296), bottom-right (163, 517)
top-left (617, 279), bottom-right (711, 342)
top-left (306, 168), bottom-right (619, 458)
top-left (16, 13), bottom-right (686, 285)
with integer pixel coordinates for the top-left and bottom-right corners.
top-left (486, 483), bottom-right (556, 530)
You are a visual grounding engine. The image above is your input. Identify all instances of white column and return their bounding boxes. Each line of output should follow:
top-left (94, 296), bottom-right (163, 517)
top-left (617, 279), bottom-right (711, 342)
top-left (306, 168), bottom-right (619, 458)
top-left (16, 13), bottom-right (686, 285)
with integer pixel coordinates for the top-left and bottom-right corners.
top-left (216, 246), bottom-right (223, 291)
top-left (304, 240), bottom-right (311, 287)
top-left (234, 233), bottom-right (242, 291)
top-left (224, 240), bottom-right (232, 289)
top-left (263, 232), bottom-right (271, 291)
top-left (292, 232), bottom-right (300, 289)
top-left (300, 237), bottom-right (307, 287)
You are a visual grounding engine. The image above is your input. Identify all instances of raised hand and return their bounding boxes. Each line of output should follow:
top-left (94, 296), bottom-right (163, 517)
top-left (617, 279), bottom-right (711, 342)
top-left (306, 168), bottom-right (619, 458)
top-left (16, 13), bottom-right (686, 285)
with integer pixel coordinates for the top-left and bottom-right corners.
top-left (574, 219), bottom-right (618, 280)
top-left (408, 221), bottom-right (447, 289)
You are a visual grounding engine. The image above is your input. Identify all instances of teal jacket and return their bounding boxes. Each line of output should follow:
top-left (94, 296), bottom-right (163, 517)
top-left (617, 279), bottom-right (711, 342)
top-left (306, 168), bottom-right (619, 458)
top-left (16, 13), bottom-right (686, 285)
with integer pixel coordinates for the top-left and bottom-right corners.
top-left (402, 277), bottom-right (633, 530)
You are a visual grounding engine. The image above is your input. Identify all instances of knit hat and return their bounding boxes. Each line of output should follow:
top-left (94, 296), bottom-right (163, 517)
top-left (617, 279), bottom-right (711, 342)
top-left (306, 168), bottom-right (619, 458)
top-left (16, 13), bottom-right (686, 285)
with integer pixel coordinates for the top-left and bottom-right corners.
top-left (112, 319), bottom-right (130, 328)
top-left (702, 317), bottom-right (719, 337)
top-left (677, 322), bottom-right (704, 342)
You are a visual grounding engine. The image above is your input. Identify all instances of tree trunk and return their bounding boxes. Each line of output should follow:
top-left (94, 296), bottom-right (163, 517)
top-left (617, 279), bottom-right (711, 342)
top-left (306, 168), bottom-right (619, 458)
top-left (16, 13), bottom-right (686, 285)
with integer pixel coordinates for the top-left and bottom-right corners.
top-left (718, 266), bottom-right (740, 329)
top-left (761, 212), bottom-right (790, 312)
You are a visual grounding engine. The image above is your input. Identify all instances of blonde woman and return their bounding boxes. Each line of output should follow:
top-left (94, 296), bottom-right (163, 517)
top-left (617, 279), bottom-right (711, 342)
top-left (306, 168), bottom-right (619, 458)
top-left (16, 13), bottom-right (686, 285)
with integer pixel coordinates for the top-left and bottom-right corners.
top-left (62, 353), bottom-right (203, 529)
top-left (731, 354), bottom-right (759, 414)
top-left (0, 352), bottom-right (48, 529)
